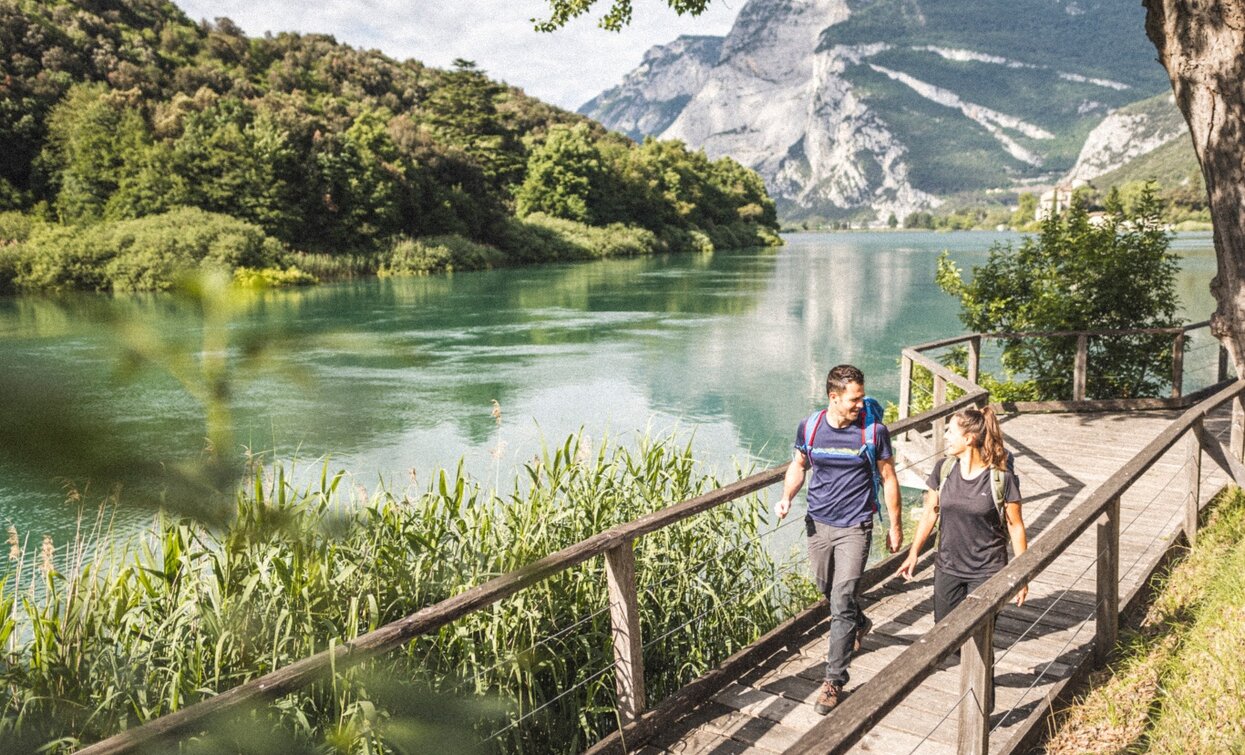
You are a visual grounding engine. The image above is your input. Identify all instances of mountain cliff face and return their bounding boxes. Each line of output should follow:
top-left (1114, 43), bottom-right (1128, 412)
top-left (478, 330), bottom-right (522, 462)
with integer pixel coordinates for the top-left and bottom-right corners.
top-left (1065, 93), bottom-right (1189, 184)
top-left (582, 0), bottom-right (1170, 223)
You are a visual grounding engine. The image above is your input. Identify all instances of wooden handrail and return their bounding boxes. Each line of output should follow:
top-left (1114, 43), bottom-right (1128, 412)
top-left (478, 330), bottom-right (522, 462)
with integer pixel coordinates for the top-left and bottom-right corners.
top-left (787, 378), bottom-right (1245, 754)
top-left (78, 320), bottom-right (1231, 755)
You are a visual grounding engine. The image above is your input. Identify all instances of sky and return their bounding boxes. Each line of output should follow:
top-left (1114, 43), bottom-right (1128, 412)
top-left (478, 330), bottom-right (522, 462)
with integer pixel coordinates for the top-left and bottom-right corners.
top-left (172, 0), bottom-right (742, 111)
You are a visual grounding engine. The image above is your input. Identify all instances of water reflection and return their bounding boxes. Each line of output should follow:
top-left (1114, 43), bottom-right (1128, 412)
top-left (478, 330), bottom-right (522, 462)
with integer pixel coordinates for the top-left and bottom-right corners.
top-left (0, 232), bottom-right (1218, 547)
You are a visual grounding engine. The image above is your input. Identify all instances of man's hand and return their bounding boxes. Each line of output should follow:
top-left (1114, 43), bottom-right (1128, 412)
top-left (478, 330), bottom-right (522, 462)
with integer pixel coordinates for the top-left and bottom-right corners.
top-left (887, 522), bottom-right (903, 553)
top-left (774, 497), bottom-right (791, 520)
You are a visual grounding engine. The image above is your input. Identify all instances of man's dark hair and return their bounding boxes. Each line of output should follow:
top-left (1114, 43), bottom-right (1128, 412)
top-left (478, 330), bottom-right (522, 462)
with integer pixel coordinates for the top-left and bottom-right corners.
top-left (826, 364), bottom-right (865, 395)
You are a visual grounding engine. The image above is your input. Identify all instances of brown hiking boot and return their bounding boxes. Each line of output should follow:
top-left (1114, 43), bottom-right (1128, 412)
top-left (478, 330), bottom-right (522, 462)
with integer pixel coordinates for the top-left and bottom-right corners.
top-left (814, 682), bottom-right (843, 715)
top-left (854, 615), bottom-right (873, 653)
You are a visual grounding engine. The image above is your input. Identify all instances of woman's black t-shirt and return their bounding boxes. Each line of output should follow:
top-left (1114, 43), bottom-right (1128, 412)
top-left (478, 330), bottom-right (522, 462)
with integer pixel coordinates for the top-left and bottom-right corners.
top-left (925, 459), bottom-right (1021, 579)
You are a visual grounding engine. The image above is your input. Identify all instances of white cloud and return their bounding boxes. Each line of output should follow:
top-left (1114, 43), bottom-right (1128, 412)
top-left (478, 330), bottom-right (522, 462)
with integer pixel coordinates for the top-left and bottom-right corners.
top-left (173, 0), bottom-right (740, 110)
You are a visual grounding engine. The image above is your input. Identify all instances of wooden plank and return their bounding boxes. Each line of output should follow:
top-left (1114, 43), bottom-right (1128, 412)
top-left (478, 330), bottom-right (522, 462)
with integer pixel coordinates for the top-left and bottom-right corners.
top-left (1187, 422), bottom-right (1202, 545)
top-left (1073, 334), bottom-right (1088, 402)
top-left (1172, 333), bottom-right (1186, 398)
top-left (958, 613), bottom-right (993, 755)
top-left (968, 336), bottom-right (982, 386)
top-left (900, 355), bottom-right (913, 421)
top-left (605, 542), bottom-right (646, 721)
top-left (934, 375), bottom-right (949, 456)
top-left (984, 321), bottom-right (1207, 339)
top-left (1095, 497), bottom-right (1120, 666)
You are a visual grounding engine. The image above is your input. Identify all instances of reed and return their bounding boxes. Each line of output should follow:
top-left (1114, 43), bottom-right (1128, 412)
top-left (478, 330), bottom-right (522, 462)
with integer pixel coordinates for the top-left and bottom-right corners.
top-left (0, 432), bottom-right (806, 753)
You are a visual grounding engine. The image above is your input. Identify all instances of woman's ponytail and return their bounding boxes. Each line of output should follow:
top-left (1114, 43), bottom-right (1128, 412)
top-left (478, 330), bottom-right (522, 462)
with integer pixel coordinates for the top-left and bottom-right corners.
top-left (953, 405), bottom-right (1008, 470)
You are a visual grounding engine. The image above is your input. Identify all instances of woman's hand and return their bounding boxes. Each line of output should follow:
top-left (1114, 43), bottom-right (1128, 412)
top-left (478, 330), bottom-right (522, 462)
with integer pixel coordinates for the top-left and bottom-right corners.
top-left (1014, 584), bottom-right (1028, 607)
top-left (895, 554), bottom-right (919, 581)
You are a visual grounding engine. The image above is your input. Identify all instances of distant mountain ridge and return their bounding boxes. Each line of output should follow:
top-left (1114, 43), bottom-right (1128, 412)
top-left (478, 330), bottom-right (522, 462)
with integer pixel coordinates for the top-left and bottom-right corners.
top-left (582, 0), bottom-right (1171, 223)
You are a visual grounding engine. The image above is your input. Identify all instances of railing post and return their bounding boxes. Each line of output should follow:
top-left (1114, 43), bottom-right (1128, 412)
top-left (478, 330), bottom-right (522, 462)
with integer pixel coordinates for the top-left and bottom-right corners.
top-left (1218, 343), bottom-right (1230, 383)
top-left (1187, 419), bottom-right (1203, 545)
top-left (899, 355), bottom-right (913, 420)
top-left (967, 336), bottom-right (982, 386)
top-left (604, 542), bottom-right (646, 722)
top-left (957, 612), bottom-right (994, 755)
top-left (1234, 396), bottom-right (1245, 464)
top-left (933, 374), bottom-right (948, 457)
top-left (1073, 334), bottom-right (1088, 401)
top-left (1095, 496), bottom-right (1120, 666)
top-left (1171, 333), bottom-right (1185, 398)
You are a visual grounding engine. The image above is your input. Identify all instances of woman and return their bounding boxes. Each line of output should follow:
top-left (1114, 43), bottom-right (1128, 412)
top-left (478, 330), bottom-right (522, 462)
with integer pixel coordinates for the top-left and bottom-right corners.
top-left (896, 405), bottom-right (1028, 620)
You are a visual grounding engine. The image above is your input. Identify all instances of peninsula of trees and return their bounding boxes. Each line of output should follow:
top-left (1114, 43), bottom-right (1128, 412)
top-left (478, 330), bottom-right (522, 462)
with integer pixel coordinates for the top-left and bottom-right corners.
top-left (0, 0), bottom-right (780, 293)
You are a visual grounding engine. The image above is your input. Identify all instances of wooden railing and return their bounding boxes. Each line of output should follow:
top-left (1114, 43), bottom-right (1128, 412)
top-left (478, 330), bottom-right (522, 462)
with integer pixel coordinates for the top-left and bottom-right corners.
top-left (898, 320), bottom-right (1230, 417)
top-left (78, 376), bottom-right (980, 755)
top-left (786, 331), bottom-right (1245, 755)
top-left (78, 324), bottom-right (1240, 755)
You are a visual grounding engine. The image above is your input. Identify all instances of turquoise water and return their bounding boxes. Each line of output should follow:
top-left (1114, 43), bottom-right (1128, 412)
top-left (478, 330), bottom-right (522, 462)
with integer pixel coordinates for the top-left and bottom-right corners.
top-left (0, 231), bottom-right (1219, 556)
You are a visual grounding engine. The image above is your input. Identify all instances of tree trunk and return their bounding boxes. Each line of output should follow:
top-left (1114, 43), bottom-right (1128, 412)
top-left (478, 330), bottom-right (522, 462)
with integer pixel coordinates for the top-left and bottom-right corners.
top-left (1144, 0), bottom-right (1245, 374)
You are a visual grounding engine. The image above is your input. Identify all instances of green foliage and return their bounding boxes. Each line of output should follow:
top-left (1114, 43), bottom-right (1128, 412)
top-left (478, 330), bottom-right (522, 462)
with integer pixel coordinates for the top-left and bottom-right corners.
top-left (2, 208), bottom-right (283, 292)
top-left (0, 2), bottom-right (781, 289)
top-left (0, 210), bottom-right (37, 243)
top-left (0, 433), bottom-right (805, 753)
top-left (936, 187), bottom-right (1182, 399)
top-left (233, 266), bottom-right (318, 288)
top-left (1012, 193), bottom-right (1038, 227)
top-left (500, 214), bottom-right (662, 262)
top-left (534, 0), bottom-right (711, 32)
top-left (378, 234), bottom-right (505, 276)
top-left (515, 124), bottom-right (602, 223)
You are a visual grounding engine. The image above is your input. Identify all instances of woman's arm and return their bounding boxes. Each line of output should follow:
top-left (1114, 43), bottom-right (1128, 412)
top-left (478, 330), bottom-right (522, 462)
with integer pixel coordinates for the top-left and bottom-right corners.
top-left (1005, 501), bottom-right (1028, 605)
top-left (895, 489), bottom-right (940, 580)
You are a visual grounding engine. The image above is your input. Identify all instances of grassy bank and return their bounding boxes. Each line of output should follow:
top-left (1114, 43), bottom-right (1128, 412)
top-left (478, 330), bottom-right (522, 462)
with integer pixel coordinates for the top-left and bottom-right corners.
top-left (0, 433), bottom-right (808, 753)
top-left (0, 208), bottom-right (781, 294)
top-left (1044, 487), bottom-right (1245, 753)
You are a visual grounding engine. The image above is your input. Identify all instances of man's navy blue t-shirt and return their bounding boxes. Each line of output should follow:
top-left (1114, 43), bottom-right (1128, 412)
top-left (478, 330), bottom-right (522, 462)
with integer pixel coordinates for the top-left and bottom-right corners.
top-left (795, 413), bottom-right (892, 527)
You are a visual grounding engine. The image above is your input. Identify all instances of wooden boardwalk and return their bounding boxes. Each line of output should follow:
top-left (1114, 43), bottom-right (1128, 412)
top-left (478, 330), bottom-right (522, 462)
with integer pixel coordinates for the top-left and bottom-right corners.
top-left (638, 406), bottom-right (1234, 755)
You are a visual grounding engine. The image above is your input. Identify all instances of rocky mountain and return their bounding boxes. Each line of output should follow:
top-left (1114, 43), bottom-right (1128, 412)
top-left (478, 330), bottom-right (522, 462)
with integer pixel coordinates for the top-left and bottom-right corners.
top-left (582, 0), bottom-right (1171, 223)
top-left (1065, 93), bottom-right (1191, 184)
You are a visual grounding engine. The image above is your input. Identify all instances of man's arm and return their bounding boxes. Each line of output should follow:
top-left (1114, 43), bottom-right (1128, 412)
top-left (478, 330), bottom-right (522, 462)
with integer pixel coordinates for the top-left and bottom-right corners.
top-left (878, 457), bottom-right (903, 552)
top-left (774, 450), bottom-right (808, 519)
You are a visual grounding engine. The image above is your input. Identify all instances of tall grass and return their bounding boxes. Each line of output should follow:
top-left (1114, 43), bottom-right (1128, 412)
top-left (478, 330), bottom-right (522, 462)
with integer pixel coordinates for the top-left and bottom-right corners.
top-left (0, 432), bottom-right (806, 753)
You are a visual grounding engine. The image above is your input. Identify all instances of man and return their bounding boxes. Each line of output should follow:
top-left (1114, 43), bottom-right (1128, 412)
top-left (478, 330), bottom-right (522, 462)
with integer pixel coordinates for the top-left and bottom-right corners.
top-left (775, 364), bottom-right (902, 714)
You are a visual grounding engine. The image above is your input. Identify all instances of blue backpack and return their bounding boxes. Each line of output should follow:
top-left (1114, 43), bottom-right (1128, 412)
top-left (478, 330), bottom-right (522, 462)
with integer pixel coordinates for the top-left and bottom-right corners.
top-left (798, 396), bottom-right (888, 524)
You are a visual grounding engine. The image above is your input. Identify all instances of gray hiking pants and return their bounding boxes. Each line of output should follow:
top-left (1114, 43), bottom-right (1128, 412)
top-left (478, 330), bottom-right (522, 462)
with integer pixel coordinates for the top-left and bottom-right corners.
top-left (806, 517), bottom-right (872, 686)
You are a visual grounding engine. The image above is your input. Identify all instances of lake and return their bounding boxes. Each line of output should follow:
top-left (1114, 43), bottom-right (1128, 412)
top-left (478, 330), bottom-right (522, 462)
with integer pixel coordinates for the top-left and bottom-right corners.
top-left (0, 231), bottom-right (1220, 561)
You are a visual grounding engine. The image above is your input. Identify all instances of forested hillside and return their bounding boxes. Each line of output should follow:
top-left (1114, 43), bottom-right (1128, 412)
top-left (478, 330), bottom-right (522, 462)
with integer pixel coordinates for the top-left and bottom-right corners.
top-left (0, 0), bottom-right (779, 292)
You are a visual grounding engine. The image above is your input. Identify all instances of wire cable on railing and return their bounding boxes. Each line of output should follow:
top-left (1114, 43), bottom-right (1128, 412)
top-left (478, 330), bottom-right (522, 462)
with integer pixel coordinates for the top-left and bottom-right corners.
top-left (995, 444), bottom-right (1200, 731)
top-left (893, 447), bottom-right (948, 478)
top-left (642, 514), bottom-right (805, 596)
top-left (483, 659), bottom-right (617, 743)
top-left (904, 686), bottom-right (977, 755)
top-left (1121, 491), bottom-right (1192, 584)
top-left (991, 603), bottom-right (1098, 734)
top-left (1120, 452), bottom-right (1194, 538)
top-left (991, 539), bottom-right (1108, 669)
top-left (451, 600), bottom-right (615, 696)
top-left (642, 561), bottom-right (806, 651)
top-left (997, 488), bottom-right (1188, 727)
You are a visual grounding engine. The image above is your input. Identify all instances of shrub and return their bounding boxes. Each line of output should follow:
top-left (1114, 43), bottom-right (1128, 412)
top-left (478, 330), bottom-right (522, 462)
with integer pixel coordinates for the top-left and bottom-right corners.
top-left (5, 208), bottom-right (284, 292)
top-left (233, 266), bottom-right (318, 288)
top-left (0, 211), bottom-right (37, 244)
top-left (937, 187), bottom-right (1181, 399)
top-left (504, 214), bottom-right (661, 261)
top-left (377, 234), bottom-right (505, 276)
